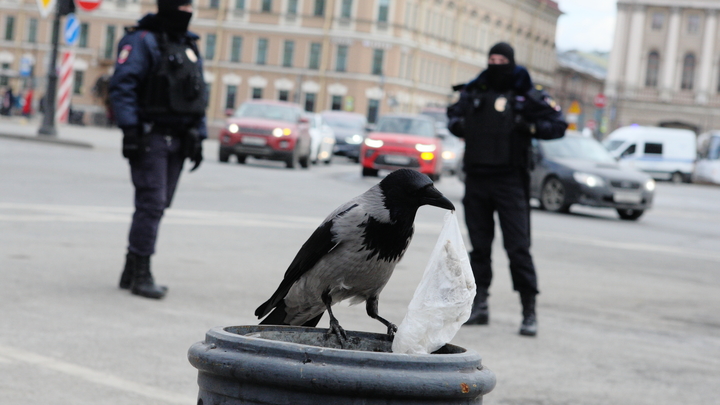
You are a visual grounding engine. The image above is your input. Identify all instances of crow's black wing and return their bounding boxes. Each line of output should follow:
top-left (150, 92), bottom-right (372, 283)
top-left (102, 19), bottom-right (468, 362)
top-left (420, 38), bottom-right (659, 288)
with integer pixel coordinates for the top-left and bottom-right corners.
top-left (254, 204), bottom-right (358, 319)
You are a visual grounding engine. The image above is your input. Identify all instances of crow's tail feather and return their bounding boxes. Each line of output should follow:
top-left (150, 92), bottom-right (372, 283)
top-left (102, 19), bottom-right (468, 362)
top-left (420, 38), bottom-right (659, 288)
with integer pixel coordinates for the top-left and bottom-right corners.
top-left (303, 313), bottom-right (324, 327)
top-left (259, 300), bottom-right (289, 325)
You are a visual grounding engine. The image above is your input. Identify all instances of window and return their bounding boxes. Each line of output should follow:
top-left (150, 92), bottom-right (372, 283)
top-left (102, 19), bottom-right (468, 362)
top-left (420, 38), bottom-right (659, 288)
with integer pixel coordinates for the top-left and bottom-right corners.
top-left (644, 143), bottom-right (663, 155)
top-left (372, 49), bottom-right (384, 75)
top-left (331, 95), bottom-right (342, 110)
top-left (225, 85), bottom-right (237, 110)
top-left (367, 99), bottom-right (380, 123)
top-left (78, 23), bottom-right (88, 48)
top-left (209, 0), bottom-right (219, 9)
top-left (305, 93), bottom-right (316, 112)
top-left (645, 51), bottom-right (659, 88)
top-left (687, 15), bottom-right (700, 34)
top-left (261, 0), bottom-right (272, 12)
top-left (336, 45), bottom-right (348, 72)
top-left (621, 144), bottom-right (636, 157)
top-left (283, 40), bottom-right (295, 67)
top-left (287, 0), bottom-right (298, 14)
top-left (5, 16), bottom-right (14, 41)
top-left (651, 12), bottom-right (664, 30)
top-left (681, 53), bottom-right (695, 90)
top-left (278, 90), bottom-right (289, 101)
top-left (1, 63), bottom-right (10, 86)
top-left (205, 34), bottom-right (217, 60)
top-left (235, 0), bottom-right (245, 10)
top-left (256, 38), bottom-right (268, 65)
top-left (27, 18), bottom-right (38, 43)
top-left (314, 0), bottom-right (325, 16)
top-left (378, 0), bottom-right (390, 23)
top-left (104, 25), bottom-right (116, 60)
top-left (309, 43), bottom-right (322, 69)
top-left (252, 87), bottom-right (263, 99)
top-left (73, 71), bottom-right (84, 95)
top-left (230, 36), bottom-right (243, 62)
top-left (341, 0), bottom-right (352, 19)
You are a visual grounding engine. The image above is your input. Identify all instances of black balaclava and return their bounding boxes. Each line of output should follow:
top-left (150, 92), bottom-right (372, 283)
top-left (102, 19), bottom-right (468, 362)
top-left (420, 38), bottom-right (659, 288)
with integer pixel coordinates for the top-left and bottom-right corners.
top-left (156, 0), bottom-right (193, 33)
top-left (486, 42), bottom-right (516, 92)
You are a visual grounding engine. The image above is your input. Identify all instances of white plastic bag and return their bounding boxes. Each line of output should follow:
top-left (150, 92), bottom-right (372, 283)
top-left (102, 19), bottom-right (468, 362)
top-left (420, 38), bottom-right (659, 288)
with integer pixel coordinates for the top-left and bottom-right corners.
top-left (392, 211), bottom-right (476, 354)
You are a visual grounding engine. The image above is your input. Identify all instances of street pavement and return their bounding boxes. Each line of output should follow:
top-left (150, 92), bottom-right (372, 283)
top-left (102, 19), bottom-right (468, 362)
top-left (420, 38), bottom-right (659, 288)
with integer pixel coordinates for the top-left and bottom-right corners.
top-left (1, 118), bottom-right (719, 404)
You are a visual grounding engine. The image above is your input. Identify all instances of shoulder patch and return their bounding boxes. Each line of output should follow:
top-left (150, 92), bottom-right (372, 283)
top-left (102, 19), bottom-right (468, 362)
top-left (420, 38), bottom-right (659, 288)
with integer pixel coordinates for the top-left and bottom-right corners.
top-left (544, 95), bottom-right (560, 111)
top-left (117, 45), bottom-right (132, 64)
top-left (535, 84), bottom-right (544, 90)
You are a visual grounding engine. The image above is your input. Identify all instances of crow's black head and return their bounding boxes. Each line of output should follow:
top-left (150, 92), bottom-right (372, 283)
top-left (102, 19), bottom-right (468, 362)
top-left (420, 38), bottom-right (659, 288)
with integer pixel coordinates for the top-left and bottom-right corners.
top-left (378, 169), bottom-right (455, 221)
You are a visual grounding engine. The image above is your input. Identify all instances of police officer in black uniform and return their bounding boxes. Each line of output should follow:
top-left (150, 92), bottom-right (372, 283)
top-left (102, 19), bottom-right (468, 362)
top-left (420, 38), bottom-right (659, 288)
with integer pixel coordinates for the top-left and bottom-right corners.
top-left (448, 42), bottom-right (567, 336)
top-left (110, 0), bottom-right (207, 299)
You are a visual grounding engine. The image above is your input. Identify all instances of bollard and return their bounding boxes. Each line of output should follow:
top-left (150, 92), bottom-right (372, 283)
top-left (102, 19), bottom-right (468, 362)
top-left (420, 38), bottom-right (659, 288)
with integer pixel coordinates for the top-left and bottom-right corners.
top-left (188, 325), bottom-right (496, 404)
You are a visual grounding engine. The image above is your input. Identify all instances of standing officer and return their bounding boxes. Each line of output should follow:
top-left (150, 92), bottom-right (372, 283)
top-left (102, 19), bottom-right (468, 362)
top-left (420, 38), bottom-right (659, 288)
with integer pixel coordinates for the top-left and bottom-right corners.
top-left (110, 0), bottom-right (207, 299)
top-left (447, 42), bottom-right (567, 336)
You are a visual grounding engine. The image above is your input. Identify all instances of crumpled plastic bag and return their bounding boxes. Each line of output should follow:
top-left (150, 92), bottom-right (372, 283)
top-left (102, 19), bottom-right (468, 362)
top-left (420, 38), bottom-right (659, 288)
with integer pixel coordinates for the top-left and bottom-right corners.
top-left (392, 211), bottom-right (476, 354)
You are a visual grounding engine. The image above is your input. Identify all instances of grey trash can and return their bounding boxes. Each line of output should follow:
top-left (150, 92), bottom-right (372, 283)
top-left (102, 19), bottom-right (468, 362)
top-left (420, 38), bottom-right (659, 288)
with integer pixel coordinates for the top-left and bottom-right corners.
top-left (188, 325), bottom-right (496, 404)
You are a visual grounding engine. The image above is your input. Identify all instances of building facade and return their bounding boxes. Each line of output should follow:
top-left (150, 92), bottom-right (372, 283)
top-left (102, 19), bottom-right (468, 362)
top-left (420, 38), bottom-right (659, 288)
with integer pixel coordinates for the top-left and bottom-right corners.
top-left (0, 0), bottom-right (561, 129)
top-left (606, 0), bottom-right (720, 133)
top-left (554, 50), bottom-right (607, 136)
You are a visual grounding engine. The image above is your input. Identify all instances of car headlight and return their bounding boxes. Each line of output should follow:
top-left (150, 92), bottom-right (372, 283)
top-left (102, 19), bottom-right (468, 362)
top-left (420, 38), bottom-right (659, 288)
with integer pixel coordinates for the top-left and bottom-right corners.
top-left (415, 143), bottom-right (437, 152)
top-left (573, 172), bottom-right (605, 187)
top-left (645, 179), bottom-right (656, 191)
top-left (420, 152), bottom-right (435, 161)
top-left (364, 138), bottom-right (384, 148)
top-left (442, 150), bottom-right (456, 160)
top-left (273, 128), bottom-right (292, 137)
top-left (228, 124), bottom-right (239, 133)
top-left (346, 134), bottom-right (363, 144)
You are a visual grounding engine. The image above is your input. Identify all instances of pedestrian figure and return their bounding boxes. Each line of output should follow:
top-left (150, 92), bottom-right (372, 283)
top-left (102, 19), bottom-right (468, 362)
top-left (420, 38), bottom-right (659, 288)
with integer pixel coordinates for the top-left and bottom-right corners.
top-left (22, 88), bottom-right (33, 118)
top-left (1, 87), bottom-right (14, 116)
top-left (447, 42), bottom-right (567, 336)
top-left (109, 0), bottom-right (207, 299)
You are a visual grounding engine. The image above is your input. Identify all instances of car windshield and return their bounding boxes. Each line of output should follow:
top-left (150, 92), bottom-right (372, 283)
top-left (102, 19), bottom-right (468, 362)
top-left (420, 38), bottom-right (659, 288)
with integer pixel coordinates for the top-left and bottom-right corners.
top-left (541, 136), bottom-right (616, 163)
top-left (322, 116), bottom-right (365, 131)
top-left (420, 111), bottom-right (448, 125)
top-left (234, 103), bottom-right (299, 123)
top-left (375, 117), bottom-right (435, 137)
top-left (603, 139), bottom-right (626, 152)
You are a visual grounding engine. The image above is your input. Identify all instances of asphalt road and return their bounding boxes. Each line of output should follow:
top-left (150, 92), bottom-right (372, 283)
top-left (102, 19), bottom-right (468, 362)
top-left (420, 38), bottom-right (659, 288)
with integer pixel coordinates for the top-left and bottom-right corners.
top-left (1, 120), bottom-right (719, 404)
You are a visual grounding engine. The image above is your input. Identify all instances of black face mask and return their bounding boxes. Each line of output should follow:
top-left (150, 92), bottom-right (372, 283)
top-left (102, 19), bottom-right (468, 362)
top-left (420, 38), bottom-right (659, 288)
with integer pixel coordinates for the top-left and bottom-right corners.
top-left (157, 9), bottom-right (192, 33)
top-left (486, 64), bottom-right (515, 92)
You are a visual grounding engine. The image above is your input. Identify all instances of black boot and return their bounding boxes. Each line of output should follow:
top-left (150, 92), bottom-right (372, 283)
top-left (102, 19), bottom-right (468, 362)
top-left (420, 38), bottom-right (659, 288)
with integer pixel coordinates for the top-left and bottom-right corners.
top-left (131, 254), bottom-right (168, 299)
top-left (465, 288), bottom-right (489, 325)
top-left (519, 294), bottom-right (537, 337)
top-left (119, 252), bottom-right (135, 289)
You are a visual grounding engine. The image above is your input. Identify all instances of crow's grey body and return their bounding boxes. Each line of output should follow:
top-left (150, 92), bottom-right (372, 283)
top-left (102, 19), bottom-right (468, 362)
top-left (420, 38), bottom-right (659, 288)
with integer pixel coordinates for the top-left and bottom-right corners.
top-left (255, 169), bottom-right (455, 334)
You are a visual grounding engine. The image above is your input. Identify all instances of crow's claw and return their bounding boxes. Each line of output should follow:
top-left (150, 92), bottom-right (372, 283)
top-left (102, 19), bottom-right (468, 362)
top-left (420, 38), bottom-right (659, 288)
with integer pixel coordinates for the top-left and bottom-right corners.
top-left (387, 323), bottom-right (398, 336)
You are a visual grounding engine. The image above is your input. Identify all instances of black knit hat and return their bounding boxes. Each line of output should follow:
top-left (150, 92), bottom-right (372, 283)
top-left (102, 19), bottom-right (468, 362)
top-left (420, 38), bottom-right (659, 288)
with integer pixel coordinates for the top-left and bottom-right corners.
top-left (488, 42), bottom-right (515, 65)
top-left (157, 0), bottom-right (191, 13)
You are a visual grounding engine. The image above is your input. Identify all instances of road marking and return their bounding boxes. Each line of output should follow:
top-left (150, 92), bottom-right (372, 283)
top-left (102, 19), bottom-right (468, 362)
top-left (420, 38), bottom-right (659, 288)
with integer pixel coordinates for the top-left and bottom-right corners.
top-left (0, 344), bottom-right (194, 404)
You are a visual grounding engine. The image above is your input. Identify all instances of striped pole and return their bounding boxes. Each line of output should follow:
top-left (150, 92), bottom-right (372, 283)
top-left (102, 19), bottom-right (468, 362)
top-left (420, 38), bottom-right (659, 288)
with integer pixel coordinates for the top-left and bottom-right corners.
top-left (56, 50), bottom-right (74, 124)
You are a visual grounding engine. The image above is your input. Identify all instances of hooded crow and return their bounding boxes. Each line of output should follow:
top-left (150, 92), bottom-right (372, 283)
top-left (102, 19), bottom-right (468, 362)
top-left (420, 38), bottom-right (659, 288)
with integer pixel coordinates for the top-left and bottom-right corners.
top-left (255, 169), bottom-right (455, 340)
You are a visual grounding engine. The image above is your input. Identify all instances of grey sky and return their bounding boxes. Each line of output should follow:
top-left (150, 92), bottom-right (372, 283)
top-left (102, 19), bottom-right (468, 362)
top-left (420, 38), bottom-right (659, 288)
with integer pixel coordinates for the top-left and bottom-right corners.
top-left (556, 0), bottom-right (617, 52)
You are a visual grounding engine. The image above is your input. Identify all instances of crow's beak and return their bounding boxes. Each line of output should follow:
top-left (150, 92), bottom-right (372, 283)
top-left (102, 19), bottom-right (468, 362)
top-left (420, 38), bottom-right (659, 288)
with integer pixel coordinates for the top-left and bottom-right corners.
top-left (420, 185), bottom-right (455, 211)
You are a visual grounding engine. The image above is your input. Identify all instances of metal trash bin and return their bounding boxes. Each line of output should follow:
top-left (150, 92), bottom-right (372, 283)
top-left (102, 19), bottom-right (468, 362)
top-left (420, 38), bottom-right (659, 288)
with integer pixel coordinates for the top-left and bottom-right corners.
top-left (188, 325), bottom-right (495, 405)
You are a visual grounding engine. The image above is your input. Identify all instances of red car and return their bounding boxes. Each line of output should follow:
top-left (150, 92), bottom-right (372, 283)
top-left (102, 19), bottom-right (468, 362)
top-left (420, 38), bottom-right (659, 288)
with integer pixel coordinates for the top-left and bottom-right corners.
top-left (360, 114), bottom-right (444, 180)
top-left (219, 100), bottom-right (312, 169)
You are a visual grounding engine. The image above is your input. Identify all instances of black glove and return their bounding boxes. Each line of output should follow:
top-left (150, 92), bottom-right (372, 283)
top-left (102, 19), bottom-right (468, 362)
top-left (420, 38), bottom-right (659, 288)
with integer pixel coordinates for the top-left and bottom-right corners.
top-left (190, 141), bottom-right (203, 172)
top-left (121, 126), bottom-right (144, 160)
top-left (184, 128), bottom-right (203, 172)
top-left (514, 115), bottom-right (536, 136)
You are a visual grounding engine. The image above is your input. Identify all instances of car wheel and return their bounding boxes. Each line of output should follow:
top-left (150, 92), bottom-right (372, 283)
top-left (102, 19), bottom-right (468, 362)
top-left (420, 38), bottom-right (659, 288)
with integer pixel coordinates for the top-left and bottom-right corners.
top-left (299, 153), bottom-right (310, 169)
top-left (671, 172), bottom-right (684, 184)
top-left (236, 154), bottom-right (246, 164)
top-left (324, 153), bottom-right (333, 165)
top-left (285, 148), bottom-right (299, 169)
top-left (362, 167), bottom-right (379, 177)
top-left (617, 208), bottom-right (644, 220)
top-left (219, 149), bottom-right (230, 163)
top-left (540, 177), bottom-right (570, 213)
top-left (429, 173), bottom-right (441, 182)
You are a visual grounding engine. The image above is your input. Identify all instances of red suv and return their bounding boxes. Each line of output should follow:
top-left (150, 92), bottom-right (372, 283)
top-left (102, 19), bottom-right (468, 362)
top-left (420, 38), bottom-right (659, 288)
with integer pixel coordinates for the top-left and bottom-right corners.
top-left (360, 114), bottom-right (443, 180)
top-left (219, 100), bottom-right (312, 169)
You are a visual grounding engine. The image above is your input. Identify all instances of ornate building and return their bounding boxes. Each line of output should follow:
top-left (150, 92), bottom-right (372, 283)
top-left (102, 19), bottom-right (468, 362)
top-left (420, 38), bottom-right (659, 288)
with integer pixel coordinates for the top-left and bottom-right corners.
top-left (0, 0), bottom-right (561, 129)
top-left (606, 0), bottom-right (720, 133)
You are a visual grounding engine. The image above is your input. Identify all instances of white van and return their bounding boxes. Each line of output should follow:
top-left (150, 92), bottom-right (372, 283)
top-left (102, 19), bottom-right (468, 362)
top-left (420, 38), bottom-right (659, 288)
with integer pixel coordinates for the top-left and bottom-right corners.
top-left (603, 126), bottom-right (696, 183)
top-left (693, 131), bottom-right (720, 185)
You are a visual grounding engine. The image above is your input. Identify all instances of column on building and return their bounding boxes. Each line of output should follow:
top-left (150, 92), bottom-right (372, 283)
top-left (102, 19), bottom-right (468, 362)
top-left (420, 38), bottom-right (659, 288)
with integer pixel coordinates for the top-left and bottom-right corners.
top-left (696, 9), bottom-right (718, 104)
top-left (660, 7), bottom-right (682, 101)
top-left (623, 4), bottom-right (647, 96)
top-left (605, 4), bottom-right (630, 98)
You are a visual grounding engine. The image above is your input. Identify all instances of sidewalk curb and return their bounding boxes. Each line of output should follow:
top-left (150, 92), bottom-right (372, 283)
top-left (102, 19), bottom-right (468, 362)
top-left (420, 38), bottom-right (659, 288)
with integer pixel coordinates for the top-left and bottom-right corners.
top-left (0, 132), bottom-right (94, 149)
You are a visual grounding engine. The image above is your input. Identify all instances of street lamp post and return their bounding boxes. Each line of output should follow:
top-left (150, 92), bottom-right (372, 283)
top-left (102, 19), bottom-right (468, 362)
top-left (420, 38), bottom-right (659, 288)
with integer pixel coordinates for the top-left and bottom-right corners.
top-left (38, 0), bottom-right (64, 136)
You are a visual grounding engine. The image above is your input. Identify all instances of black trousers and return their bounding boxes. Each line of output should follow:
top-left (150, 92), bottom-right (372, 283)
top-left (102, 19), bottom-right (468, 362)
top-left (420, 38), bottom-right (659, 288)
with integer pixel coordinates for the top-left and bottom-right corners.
top-left (127, 133), bottom-right (185, 257)
top-left (463, 170), bottom-right (539, 296)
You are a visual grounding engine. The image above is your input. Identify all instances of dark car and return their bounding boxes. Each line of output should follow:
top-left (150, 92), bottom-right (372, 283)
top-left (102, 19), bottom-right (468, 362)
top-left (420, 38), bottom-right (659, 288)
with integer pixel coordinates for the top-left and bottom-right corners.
top-left (530, 132), bottom-right (656, 220)
top-left (219, 100), bottom-right (312, 169)
top-left (320, 111), bottom-right (368, 162)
